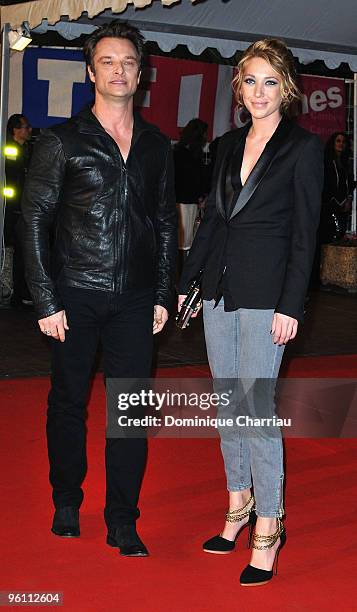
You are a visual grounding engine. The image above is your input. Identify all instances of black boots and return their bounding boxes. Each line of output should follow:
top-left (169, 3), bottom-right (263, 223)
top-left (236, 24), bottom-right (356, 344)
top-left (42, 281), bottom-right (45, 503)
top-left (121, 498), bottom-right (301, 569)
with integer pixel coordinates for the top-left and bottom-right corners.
top-left (107, 524), bottom-right (149, 557)
top-left (51, 506), bottom-right (80, 538)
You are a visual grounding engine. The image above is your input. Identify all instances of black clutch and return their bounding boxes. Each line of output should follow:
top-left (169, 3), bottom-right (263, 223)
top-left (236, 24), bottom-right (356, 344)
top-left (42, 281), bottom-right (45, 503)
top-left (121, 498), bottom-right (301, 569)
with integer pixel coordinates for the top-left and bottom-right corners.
top-left (176, 274), bottom-right (202, 330)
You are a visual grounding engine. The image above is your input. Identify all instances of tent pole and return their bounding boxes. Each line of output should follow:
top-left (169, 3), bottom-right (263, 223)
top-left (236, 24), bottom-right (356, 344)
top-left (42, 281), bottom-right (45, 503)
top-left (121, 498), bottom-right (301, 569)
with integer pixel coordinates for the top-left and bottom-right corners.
top-left (352, 72), bottom-right (357, 233)
top-left (0, 23), bottom-right (10, 271)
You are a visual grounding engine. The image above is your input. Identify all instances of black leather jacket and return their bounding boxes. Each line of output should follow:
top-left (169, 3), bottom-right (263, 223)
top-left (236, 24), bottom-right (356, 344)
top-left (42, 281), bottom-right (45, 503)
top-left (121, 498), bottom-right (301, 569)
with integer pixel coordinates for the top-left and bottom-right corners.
top-left (22, 108), bottom-right (177, 319)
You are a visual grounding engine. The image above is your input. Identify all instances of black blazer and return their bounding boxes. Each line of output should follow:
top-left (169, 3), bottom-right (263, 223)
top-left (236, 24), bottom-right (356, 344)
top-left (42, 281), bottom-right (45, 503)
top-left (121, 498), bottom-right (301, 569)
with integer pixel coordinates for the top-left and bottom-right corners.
top-left (179, 116), bottom-right (324, 321)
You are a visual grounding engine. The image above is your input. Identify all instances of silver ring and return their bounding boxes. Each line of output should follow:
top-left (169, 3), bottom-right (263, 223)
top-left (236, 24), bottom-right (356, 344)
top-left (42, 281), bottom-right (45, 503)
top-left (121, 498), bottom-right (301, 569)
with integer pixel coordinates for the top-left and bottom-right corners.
top-left (45, 330), bottom-right (51, 335)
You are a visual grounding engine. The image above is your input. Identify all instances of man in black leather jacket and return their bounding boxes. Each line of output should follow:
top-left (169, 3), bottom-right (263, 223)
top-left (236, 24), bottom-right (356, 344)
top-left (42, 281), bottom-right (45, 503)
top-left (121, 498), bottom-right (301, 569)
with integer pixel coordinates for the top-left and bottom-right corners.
top-left (22, 21), bottom-right (177, 556)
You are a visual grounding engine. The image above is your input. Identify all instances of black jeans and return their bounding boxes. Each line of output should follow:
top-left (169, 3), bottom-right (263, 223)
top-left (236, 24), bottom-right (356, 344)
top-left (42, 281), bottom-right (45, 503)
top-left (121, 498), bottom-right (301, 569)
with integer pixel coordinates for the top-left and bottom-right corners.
top-left (47, 285), bottom-right (154, 528)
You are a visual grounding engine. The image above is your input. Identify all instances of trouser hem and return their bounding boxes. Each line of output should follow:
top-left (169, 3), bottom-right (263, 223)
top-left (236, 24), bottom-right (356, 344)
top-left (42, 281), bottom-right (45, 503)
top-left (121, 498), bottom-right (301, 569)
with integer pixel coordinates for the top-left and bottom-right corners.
top-left (227, 484), bottom-right (252, 492)
top-left (107, 520), bottom-right (137, 528)
top-left (255, 510), bottom-right (285, 518)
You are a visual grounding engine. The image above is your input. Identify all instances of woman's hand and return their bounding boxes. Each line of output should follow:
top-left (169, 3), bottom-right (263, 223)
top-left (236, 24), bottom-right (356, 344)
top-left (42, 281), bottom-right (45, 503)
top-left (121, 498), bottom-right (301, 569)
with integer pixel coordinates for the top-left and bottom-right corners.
top-left (271, 312), bottom-right (298, 345)
top-left (178, 294), bottom-right (202, 318)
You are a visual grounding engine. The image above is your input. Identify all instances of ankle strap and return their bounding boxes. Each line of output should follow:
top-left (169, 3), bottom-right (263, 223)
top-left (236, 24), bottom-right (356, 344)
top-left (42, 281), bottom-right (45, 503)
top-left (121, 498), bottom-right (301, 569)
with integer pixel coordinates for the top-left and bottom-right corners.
top-left (225, 494), bottom-right (255, 523)
top-left (252, 518), bottom-right (284, 550)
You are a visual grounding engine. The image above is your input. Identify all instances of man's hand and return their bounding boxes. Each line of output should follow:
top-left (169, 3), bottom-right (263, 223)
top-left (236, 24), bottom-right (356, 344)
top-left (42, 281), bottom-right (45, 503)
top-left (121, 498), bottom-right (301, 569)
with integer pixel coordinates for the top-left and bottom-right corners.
top-left (271, 312), bottom-right (298, 345)
top-left (38, 310), bottom-right (69, 342)
top-left (153, 305), bottom-right (169, 335)
top-left (178, 294), bottom-right (202, 318)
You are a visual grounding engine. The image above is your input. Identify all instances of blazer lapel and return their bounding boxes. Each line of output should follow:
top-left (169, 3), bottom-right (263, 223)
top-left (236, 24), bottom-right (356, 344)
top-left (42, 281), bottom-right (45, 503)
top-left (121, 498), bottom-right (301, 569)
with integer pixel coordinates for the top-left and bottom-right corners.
top-left (215, 125), bottom-right (250, 219)
top-left (229, 116), bottom-right (294, 221)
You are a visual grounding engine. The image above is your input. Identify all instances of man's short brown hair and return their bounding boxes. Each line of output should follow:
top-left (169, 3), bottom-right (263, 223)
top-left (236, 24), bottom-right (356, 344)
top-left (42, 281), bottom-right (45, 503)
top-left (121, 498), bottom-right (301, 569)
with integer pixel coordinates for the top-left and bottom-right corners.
top-left (83, 20), bottom-right (145, 73)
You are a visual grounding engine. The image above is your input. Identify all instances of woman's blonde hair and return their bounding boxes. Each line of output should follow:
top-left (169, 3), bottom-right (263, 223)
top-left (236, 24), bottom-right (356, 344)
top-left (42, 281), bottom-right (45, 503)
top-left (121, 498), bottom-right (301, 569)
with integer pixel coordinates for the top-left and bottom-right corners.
top-left (232, 38), bottom-right (301, 113)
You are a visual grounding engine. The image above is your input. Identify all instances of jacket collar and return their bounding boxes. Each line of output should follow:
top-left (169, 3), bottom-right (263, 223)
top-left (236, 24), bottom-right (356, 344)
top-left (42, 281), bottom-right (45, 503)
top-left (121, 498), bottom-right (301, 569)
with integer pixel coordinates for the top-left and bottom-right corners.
top-left (228, 115), bottom-right (294, 220)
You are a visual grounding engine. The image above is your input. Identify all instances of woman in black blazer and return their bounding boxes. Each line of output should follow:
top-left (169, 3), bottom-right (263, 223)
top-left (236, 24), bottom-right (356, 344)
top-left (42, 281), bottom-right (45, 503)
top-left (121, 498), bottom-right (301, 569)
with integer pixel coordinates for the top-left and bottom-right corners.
top-left (178, 39), bottom-right (323, 586)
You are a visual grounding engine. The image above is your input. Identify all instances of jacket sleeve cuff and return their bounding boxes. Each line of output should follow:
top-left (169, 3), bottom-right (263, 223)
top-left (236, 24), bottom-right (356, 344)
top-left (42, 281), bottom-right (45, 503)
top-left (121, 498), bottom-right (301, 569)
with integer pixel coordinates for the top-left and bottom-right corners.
top-left (35, 299), bottom-right (65, 320)
top-left (274, 301), bottom-right (305, 322)
top-left (154, 291), bottom-right (174, 314)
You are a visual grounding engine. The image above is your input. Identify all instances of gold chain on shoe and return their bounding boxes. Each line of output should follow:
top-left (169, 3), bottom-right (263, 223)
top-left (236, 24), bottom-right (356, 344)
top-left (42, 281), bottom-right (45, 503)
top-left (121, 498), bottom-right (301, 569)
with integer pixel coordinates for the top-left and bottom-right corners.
top-left (225, 494), bottom-right (255, 523)
top-left (252, 517), bottom-right (285, 550)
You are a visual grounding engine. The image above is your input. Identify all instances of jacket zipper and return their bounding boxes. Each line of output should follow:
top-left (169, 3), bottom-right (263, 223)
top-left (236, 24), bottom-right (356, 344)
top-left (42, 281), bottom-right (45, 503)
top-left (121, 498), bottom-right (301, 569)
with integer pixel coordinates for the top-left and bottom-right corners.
top-left (109, 127), bottom-right (148, 292)
top-left (111, 146), bottom-right (123, 293)
top-left (117, 164), bottom-right (128, 293)
top-left (85, 110), bottom-right (152, 294)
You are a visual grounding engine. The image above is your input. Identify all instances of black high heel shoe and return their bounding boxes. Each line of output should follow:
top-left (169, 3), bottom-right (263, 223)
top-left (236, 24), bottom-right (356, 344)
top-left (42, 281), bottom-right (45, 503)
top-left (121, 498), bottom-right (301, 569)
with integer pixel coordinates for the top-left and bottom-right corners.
top-left (240, 518), bottom-right (286, 586)
top-left (203, 494), bottom-right (256, 554)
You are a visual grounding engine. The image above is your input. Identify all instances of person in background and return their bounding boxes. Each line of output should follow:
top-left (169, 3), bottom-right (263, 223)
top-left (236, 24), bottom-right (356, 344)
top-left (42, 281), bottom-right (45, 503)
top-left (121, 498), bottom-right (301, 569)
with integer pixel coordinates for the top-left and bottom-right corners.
top-left (321, 131), bottom-right (355, 242)
top-left (173, 119), bottom-right (208, 274)
top-left (207, 136), bottom-right (221, 179)
top-left (4, 114), bottom-right (33, 306)
top-left (178, 38), bottom-right (323, 586)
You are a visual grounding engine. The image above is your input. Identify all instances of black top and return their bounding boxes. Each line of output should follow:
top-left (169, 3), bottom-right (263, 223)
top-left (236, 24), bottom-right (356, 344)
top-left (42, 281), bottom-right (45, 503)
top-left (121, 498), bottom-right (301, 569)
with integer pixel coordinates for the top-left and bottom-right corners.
top-left (173, 144), bottom-right (207, 203)
top-left (322, 157), bottom-right (354, 209)
top-left (216, 133), bottom-right (245, 309)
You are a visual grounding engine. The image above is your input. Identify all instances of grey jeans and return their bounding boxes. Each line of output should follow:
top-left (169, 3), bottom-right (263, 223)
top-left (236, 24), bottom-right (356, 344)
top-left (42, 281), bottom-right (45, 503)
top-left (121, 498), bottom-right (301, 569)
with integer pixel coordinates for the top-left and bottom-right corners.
top-left (203, 299), bottom-right (285, 518)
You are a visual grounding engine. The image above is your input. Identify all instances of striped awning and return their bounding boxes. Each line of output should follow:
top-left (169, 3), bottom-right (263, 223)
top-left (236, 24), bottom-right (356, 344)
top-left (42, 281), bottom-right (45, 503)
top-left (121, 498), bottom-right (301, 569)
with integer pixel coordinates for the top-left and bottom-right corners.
top-left (0, 0), bottom-right (194, 30)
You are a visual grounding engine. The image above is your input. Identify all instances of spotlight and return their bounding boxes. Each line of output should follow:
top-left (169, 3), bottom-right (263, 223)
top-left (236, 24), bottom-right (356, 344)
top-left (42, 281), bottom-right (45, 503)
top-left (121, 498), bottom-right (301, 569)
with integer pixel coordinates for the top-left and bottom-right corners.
top-left (3, 187), bottom-right (15, 198)
top-left (4, 146), bottom-right (18, 158)
top-left (8, 21), bottom-right (32, 52)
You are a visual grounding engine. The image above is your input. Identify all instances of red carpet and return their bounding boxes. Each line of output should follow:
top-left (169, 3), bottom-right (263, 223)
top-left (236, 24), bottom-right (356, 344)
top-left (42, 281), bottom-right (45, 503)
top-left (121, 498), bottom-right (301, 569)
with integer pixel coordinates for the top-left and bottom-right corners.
top-left (1, 355), bottom-right (356, 611)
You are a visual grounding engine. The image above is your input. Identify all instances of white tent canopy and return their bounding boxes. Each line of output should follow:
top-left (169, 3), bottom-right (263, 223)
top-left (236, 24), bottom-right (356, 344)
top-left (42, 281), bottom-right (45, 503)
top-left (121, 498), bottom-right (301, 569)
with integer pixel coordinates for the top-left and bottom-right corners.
top-left (1, 0), bottom-right (357, 70)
